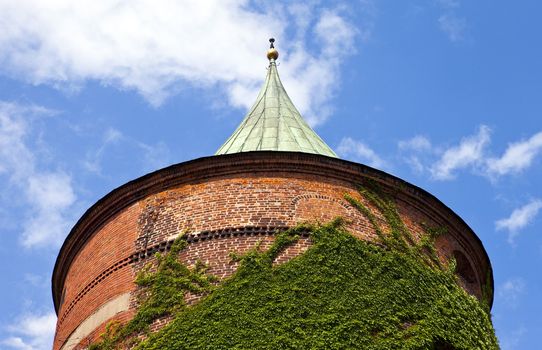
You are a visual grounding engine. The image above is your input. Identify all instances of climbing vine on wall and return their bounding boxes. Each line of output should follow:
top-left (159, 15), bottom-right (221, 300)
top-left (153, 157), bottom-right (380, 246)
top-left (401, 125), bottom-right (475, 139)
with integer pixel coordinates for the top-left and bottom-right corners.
top-left (88, 237), bottom-right (217, 350)
top-left (345, 179), bottom-right (447, 269)
top-left (90, 182), bottom-right (498, 349)
top-left (345, 179), bottom-right (493, 313)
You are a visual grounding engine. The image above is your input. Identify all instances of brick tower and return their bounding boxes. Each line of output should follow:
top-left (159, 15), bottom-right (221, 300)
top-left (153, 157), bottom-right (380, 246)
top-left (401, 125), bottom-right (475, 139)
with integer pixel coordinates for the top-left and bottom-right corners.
top-left (52, 40), bottom-right (497, 349)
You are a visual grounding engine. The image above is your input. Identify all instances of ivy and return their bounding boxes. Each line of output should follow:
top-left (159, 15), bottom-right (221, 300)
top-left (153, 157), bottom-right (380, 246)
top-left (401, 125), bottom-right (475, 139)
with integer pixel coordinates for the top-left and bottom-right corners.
top-left (89, 237), bottom-right (217, 350)
top-left (135, 221), bottom-right (496, 349)
top-left (89, 184), bottom-right (498, 349)
top-left (345, 181), bottom-right (448, 270)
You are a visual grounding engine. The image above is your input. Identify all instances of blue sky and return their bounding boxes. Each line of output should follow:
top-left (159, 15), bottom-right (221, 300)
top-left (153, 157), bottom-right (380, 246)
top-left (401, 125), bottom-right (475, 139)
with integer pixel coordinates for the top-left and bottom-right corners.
top-left (0, 1), bottom-right (541, 349)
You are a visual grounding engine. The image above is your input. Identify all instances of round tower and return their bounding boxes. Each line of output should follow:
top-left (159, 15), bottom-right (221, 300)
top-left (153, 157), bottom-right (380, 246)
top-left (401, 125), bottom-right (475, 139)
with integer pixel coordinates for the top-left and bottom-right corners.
top-left (52, 40), bottom-right (497, 350)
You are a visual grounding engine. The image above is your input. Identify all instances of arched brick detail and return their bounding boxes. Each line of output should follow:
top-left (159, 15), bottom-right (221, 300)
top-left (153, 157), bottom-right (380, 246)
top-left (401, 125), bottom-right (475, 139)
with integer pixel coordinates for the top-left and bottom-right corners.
top-left (293, 194), bottom-right (352, 221)
top-left (453, 249), bottom-right (480, 298)
top-left (292, 193), bottom-right (374, 240)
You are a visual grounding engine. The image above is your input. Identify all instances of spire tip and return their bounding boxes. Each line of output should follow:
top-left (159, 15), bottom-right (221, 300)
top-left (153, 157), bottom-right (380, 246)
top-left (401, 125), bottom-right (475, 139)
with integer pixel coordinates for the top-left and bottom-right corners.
top-left (267, 38), bottom-right (279, 61)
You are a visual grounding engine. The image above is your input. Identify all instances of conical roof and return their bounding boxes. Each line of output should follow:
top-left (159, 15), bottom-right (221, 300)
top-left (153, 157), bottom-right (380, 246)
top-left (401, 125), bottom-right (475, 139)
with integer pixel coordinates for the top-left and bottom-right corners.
top-left (216, 40), bottom-right (337, 158)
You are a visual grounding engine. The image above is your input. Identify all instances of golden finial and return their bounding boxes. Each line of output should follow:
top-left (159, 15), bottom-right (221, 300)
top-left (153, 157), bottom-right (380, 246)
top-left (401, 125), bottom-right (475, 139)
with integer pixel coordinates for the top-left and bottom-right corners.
top-left (267, 38), bottom-right (279, 61)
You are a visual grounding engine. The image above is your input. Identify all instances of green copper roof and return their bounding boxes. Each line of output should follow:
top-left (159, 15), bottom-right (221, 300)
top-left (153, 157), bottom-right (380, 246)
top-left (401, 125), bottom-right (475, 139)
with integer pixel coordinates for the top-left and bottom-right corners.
top-left (216, 54), bottom-right (337, 158)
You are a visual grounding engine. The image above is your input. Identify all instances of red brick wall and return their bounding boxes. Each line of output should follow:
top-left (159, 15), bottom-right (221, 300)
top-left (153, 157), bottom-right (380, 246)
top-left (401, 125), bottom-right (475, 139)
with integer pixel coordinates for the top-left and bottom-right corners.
top-left (134, 175), bottom-right (368, 247)
top-left (54, 203), bottom-right (140, 349)
top-left (53, 153), bottom-right (491, 349)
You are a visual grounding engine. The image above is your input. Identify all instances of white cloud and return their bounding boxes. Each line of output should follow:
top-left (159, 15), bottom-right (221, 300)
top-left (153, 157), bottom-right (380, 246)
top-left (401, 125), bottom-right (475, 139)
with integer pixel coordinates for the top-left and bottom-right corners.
top-left (430, 125), bottom-right (490, 180)
top-left (2, 311), bottom-right (56, 350)
top-left (436, 0), bottom-right (467, 43)
top-left (2, 337), bottom-right (31, 350)
top-left (83, 127), bottom-right (171, 175)
top-left (0, 103), bottom-right (36, 180)
top-left (487, 131), bottom-right (542, 176)
top-left (23, 172), bottom-right (76, 247)
top-left (267, 7), bottom-right (360, 125)
top-left (138, 141), bottom-right (171, 172)
top-left (315, 9), bottom-right (357, 58)
top-left (0, 102), bottom-right (77, 248)
top-left (82, 127), bottom-right (124, 174)
top-left (399, 128), bottom-right (542, 180)
top-left (436, 0), bottom-right (461, 9)
top-left (398, 135), bottom-right (432, 152)
top-left (404, 156), bottom-right (425, 174)
top-left (0, 1), bottom-right (360, 126)
top-left (103, 128), bottom-right (123, 144)
top-left (336, 137), bottom-right (386, 168)
top-left (398, 135), bottom-right (433, 174)
top-left (496, 199), bottom-right (542, 244)
top-left (23, 274), bottom-right (49, 289)
top-left (497, 277), bottom-right (526, 308)
top-left (438, 13), bottom-right (467, 42)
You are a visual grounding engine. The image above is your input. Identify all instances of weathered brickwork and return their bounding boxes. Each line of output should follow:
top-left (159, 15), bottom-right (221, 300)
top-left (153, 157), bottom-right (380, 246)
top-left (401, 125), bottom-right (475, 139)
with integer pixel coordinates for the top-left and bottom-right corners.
top-left (133, 176), bottom-right (369, 247)
top-left (72, 310), bottom-right (135, 350)
top-left (54, 204), bottom-right (140, 350)
top-left (52, 152), bottom-right (493, 350)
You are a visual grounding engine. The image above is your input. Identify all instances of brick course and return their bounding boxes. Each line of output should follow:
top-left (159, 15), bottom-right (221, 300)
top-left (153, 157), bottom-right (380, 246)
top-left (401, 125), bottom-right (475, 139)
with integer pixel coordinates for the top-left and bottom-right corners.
top-left (52, 152), bottom-right (493, 349)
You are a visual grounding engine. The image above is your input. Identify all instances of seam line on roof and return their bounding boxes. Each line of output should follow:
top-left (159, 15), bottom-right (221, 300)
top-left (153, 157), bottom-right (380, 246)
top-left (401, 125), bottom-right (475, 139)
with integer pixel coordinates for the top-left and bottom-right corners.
top-left (252, 85), bottom-right (269, 151)
top-left (216, 66), bottom-right (270, 154)
top-left (236, 68), bottom-right (270, 152)
top-left (274, 68), bottom-right (321, 154)
top-left (275, 65), bottom-right (281, 150)
top-left (290, 106), bottom-right (321, 153)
